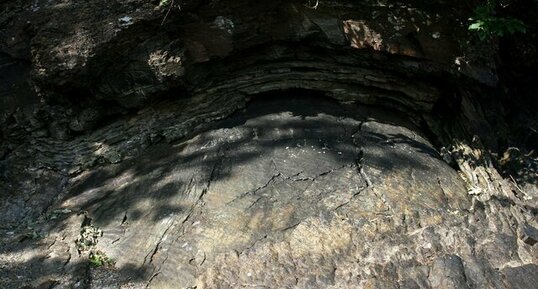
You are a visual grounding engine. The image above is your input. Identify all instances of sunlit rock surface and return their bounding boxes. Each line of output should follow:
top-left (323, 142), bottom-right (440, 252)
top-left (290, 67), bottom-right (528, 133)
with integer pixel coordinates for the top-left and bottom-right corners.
top-left (2, 97), bottom-right (537, 288)
top-left (68, 97), bottom-right (470, 287)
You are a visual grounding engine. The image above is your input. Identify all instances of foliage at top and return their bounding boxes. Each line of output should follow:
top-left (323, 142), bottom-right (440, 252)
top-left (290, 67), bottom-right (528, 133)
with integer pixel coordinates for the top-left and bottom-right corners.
top-left (468, 0), bottom-right (526, 40)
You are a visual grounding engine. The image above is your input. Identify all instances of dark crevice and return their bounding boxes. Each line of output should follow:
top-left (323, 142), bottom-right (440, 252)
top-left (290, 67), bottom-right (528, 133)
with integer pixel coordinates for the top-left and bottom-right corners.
top-left (226, 173), bottom-right (282, 205)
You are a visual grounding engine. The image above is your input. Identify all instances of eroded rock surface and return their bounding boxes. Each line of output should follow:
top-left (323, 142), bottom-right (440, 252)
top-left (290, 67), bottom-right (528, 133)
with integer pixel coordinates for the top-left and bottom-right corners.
top-left (1, 0), bottom-right (538, 288)
top-left (1, 97), bottom-right (537, 288)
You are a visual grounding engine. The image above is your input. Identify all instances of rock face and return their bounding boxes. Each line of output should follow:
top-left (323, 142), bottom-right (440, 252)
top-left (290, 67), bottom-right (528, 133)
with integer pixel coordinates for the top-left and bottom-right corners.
top-left (1, 0), bottom-right (538, 289)
top-left (65, 97), bottom-right (472, 288)
top-left (2, 96), bottom-right (537, 289)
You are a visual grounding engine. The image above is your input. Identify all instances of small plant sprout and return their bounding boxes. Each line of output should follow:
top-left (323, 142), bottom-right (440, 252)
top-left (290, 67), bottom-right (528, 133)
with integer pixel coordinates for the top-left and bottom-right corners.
top-left (89, 250), bottom-right (115, 268)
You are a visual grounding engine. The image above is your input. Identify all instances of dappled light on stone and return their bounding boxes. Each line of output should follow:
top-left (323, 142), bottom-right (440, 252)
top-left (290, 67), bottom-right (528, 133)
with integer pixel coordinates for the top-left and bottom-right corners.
top-left (1, 0), bottom-right (538, 288)
top-left (2, 96), bottom-right (475, 288)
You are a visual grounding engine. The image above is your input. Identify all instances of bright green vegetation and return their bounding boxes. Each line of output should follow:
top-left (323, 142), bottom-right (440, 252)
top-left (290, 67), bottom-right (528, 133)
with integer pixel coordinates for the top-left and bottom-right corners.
top-left (468, 0), bottom-right (526, 40)
top-left (89, 250), bottom-right (115, 268)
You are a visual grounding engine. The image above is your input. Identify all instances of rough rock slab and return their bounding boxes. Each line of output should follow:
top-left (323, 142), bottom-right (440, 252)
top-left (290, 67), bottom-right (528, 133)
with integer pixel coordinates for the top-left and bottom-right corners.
top-left (63, 97), bottom-right (469, 287)
top-left (1, 96), bottom-right (537, 289)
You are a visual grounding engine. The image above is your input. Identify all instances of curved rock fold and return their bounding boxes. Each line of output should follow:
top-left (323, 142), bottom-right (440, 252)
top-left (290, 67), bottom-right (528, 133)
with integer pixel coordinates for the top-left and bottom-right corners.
top-left (1, 0), bottom-right (537, 288)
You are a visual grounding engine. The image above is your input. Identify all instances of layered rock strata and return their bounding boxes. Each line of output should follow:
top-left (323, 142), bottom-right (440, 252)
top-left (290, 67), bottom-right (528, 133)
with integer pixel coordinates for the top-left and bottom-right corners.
top-left (1, 0), bottom-right (537, 288)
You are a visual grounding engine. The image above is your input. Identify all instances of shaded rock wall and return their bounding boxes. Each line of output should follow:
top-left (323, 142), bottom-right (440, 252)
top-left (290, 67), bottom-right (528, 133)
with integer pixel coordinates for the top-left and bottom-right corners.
top-left (1, 0), bottom-right (500, 172)
top-left (1, 0), bottom-right (494, 136)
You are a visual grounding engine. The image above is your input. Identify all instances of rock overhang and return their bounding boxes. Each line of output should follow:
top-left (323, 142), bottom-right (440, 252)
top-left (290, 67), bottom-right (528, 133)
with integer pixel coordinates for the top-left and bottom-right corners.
top-left (1, 0), bottom-right (496, 176)
top-left (1, 0), bottom-right (497, 117)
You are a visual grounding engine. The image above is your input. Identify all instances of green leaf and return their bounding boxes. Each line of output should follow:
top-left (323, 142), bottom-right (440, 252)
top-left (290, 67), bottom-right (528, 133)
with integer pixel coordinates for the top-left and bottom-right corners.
top-left (468, 1), bottom-right (526, 41)
top-left (468, 23), bottom-right (484, 31)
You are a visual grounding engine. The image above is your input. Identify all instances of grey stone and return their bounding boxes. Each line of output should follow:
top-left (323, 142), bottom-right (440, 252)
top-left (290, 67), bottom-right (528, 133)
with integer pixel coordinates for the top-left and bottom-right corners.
top-left (520, 224), bottom-right (538, 246)
top-left (429, 255), bottom-right (469, 289)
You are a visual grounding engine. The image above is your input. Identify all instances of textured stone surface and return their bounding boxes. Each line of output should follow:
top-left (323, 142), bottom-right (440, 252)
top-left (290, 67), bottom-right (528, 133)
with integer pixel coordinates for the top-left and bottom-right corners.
top-left (2, 97), bottom-right (537, 288)
top-left (1, 0), bottom-right (538, 288)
